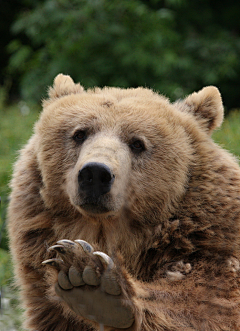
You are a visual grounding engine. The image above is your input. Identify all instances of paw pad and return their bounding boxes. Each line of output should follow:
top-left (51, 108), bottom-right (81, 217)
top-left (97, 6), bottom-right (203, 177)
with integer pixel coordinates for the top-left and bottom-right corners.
top-left (69, 266), bottom-right (85, 287)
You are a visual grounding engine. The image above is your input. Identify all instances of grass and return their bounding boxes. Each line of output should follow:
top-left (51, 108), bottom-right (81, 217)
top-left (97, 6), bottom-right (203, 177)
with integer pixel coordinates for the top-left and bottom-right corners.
top-left (0, 101), bottom-right (39, 252)
top-left (0, 100), bottom-right (39, 331)
top-left (0, 100), bottom-right (39, 280)
top-left (0, 101), bottom-right (240, 330)
top-left (213, 110), bottom-right (240, 157)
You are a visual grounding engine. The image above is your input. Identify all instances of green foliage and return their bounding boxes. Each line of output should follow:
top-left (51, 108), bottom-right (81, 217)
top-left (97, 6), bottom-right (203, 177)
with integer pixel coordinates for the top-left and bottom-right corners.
top-left (8, 0), bottom-right (179, 100)
top-left (8, 0), bottom-right (240, 109)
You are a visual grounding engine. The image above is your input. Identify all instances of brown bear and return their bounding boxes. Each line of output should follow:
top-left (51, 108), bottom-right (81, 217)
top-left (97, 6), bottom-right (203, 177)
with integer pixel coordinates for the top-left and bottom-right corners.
top-left (8, 74), bottom-right (240, 331)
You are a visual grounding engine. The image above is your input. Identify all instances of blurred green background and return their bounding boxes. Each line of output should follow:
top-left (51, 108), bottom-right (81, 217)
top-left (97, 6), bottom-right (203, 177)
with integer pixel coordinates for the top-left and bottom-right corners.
top-left (1, 0), bottom-right (240, 329)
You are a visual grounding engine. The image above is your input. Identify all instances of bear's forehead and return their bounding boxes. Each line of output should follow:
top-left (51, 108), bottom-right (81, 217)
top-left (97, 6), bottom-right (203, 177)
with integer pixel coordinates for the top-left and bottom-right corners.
top-left (41, 90), bottom-right (178, 129)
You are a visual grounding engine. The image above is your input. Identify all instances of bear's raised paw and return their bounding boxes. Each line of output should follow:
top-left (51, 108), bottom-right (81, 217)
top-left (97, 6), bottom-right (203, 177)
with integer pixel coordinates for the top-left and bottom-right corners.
top-left (42, 239), bottom-right (134, 329)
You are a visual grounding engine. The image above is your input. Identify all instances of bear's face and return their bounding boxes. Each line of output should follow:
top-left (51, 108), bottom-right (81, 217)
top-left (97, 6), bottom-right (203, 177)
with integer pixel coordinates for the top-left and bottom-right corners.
top-left (35, 74), bottom-right (223, 224)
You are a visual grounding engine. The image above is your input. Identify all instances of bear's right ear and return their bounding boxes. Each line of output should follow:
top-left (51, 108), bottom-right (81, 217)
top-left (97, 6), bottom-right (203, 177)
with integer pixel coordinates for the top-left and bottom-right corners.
top-left (47, 74), bottom-right (85, 100)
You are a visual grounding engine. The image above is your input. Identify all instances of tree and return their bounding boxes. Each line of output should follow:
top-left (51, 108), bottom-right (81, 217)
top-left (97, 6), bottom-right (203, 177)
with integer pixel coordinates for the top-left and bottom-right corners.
top-left (7, 0), bottom-right (240, 109)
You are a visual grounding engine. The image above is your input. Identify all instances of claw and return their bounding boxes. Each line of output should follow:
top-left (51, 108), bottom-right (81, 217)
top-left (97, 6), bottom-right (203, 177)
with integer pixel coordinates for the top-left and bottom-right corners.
top-left (56, 239), bottom-right (77, 248)
top-left (42, 258), bottom-right (64, 269)
top-left (75, 239), bottom-right (94, 253)
top-left (93, 251), bottom-right (114, 269)
top-left (48, 244), bottom-right (66, 254)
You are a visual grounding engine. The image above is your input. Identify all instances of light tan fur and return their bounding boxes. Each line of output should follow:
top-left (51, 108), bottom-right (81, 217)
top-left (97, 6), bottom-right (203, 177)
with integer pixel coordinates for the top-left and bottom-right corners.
top-left (8, 74), bottom-right (240, 330)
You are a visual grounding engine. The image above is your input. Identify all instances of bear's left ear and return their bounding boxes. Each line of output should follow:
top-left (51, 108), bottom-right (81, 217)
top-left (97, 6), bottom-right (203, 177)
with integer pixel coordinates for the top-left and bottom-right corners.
top-left (175, 86), bottom-right (224, 135)
top-left (47, 74), bottom-right (85, 100)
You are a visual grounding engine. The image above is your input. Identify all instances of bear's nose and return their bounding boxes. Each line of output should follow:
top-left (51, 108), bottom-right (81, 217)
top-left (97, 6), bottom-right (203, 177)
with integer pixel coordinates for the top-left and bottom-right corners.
top-left (78, 162), bottom-right (115, 197)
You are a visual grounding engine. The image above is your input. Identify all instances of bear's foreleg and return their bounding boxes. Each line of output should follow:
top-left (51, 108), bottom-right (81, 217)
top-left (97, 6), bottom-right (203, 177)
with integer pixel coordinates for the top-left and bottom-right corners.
top-left (43, 239), bottom-right (240, 331)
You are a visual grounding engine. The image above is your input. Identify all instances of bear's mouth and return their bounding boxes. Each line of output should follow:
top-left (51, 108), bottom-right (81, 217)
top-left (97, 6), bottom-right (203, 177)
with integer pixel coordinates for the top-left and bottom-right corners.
top-left (80, 203), bottom-right (111, 214)
top-left (78, 193), bottom-right (112, 214)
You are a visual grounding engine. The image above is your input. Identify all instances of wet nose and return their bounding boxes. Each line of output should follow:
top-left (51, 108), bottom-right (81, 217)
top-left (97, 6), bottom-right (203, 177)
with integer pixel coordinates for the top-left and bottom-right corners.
top-left (78, 162), bottom-right (115, 197)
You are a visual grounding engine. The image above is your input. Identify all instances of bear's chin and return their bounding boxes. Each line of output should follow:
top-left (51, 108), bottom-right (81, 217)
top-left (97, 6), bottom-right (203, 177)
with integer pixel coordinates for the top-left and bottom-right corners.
top-left (81, 203), bottom-right (110, 214)
top-left (75, 203), bottom-right (116, 217)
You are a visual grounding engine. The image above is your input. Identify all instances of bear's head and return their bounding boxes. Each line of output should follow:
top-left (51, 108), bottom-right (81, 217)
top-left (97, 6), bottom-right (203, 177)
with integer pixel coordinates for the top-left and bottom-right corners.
top-left (35, 74), bottom-right (223, 225)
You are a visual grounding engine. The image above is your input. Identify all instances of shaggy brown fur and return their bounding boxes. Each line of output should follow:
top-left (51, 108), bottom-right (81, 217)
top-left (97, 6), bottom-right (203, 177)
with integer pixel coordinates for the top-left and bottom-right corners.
top-left (8, 74), bottom-right (240, 330)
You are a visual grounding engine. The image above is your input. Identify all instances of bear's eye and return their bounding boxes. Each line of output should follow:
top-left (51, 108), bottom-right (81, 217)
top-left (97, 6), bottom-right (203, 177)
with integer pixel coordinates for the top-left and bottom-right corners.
top-left (73, 130), bottom-right (87, 143)
top-left (130, 139), bottom-right (146, 153)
